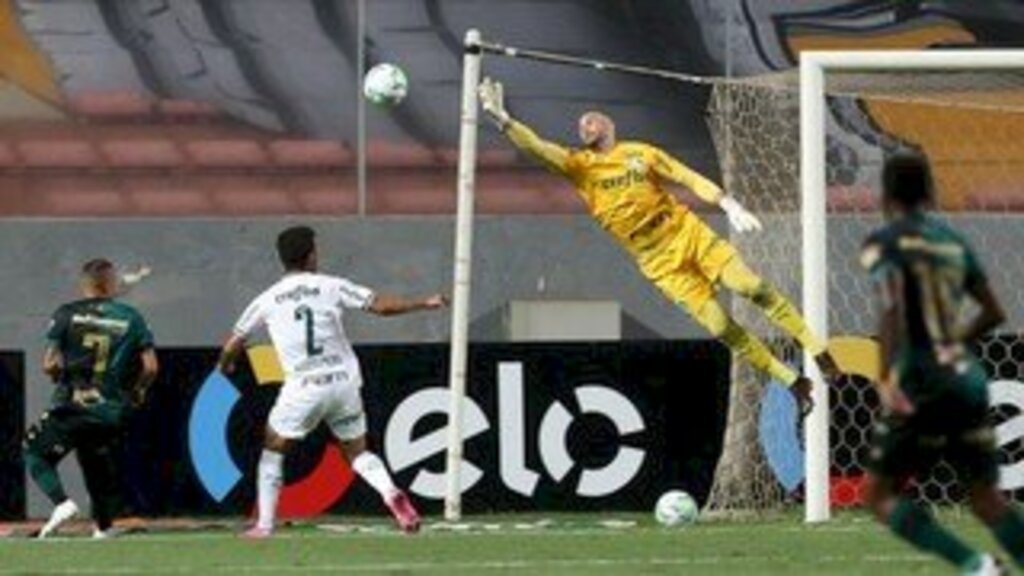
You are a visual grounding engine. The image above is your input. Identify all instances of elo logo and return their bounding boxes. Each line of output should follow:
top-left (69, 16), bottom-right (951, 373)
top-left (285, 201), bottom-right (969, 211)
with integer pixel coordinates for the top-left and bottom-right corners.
top-left (188, 345), bottom-right (354, 516)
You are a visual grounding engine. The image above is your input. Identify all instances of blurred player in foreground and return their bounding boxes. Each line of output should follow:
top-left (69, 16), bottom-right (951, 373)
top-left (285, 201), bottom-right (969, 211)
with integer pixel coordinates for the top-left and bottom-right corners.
top-left (478, 78), bottom-right (838, 411)
top-left (218, 226), bottom-right (446, 537)
top-left (861, 154), bottom-right (1024, 575)
top-left (26, 259), bottom-right (158, 538)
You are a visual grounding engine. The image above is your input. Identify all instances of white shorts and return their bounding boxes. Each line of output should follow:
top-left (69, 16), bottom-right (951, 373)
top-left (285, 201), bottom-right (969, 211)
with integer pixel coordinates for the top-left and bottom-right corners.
top-left (267, 372), bottom-right (366, 441)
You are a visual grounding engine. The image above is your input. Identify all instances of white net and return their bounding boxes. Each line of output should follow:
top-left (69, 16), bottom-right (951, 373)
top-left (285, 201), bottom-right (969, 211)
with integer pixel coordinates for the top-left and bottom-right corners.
top-left (705, 67), bottom-right (1024, 515)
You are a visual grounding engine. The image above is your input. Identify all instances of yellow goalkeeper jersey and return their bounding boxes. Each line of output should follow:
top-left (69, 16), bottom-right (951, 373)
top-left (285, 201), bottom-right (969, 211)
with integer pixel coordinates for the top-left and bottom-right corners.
top-left (505, 120), bottom-right (723, 252)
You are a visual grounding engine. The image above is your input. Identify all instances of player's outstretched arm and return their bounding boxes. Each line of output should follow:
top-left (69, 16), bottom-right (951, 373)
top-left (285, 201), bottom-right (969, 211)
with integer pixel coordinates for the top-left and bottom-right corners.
top-left (478, 77), bottom-right (572, 174)
top-left (367, 293), bottom-right (448, 317)
top-left (217, 334), bottom-right (247, 375)
top-left (652, 148), bottom-right (762, 233)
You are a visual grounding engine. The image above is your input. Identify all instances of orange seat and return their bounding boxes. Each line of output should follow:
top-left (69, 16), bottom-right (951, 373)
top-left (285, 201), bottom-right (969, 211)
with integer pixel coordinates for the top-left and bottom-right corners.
top-left (101, 140), bottom-right (184, 169)
top-left (16, 140), bottom-right (102, 169)
top-left (66, 91), bottom-right (154, 121)
top-left (156, 99), bottom-right (223, 122)
top-left (0, 142), bottom-right (18, 168)
top-left (827, 185), bottom-right (880, 213)
top-left (184, 140), bottom-right (270, 168)
top-left (366, 141), bottom-right (438, 168)
top-left (269, 140), bottom-right (352, 168)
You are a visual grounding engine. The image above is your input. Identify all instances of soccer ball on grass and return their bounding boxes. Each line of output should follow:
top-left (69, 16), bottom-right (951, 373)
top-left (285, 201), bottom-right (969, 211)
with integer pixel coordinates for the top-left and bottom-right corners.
top-left (654, 490), bottom-right (699, 527)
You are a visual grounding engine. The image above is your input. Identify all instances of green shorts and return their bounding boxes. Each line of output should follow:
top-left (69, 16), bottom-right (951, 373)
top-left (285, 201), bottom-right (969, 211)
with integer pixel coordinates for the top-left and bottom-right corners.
top-left (867, 387), bottom-right (997, 486)
top-left (23, 402), bottom-right (123, 460)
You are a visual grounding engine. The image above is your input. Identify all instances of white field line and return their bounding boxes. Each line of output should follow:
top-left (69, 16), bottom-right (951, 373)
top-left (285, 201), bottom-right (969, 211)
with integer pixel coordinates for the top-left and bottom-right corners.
top-left (0, 553), bottom-right (930, 575)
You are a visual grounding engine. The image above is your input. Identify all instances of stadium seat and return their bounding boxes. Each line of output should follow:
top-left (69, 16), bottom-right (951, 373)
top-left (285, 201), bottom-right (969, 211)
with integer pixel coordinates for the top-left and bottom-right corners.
top-left (16, 140), bottom-right (102, 169)
top-left (125, 176), bottom-right (213, 215)
top-left (964, 188), bottom-right (1024, 211)
top-left (66, 91), bottom-right (155, 121)
top-left (366, 141), bottom-right (438, 168)
top-left (476, 172), bottom-right (583, 214)
top-left (826, 185), bottom-right (879, 212)
top-left (156, 99), bottom-right (224, 123)
top-left (29, 177), bottom-right (127, 215)
top-left (184, 140), bottom-right (270, 169)
top-left (0, 142), bottom-right (18, 168)
top-left (268, 140), bottom-right (352, 169)
top-left (101, 140), bottom-right (185, 169)
top-left (206, 176), bottom-right (294, 213)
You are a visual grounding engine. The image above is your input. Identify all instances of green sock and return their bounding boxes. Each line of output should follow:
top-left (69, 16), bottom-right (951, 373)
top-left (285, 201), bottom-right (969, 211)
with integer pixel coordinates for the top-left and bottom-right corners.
top-left (25, 452), bottom-right (68, 505)
top-left (888, 498), bottom-right (977, 568)
top-left (993, 508), bottom-right (1024, 567)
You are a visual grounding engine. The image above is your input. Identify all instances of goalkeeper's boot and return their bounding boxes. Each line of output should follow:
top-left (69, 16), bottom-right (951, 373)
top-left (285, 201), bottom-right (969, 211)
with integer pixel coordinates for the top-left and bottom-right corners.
top-left (38, 499), bottom-right (79, 539)
top-left (814, 350), bottom-right (842, 386)
top-left (790, 376), bottom-right (814, 420)
top-left (386, 489), bottom-right (421, 534)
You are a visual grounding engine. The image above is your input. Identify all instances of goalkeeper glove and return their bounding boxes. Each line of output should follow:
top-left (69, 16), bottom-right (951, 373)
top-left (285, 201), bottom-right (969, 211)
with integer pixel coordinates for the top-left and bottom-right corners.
top-left (720, 195), bottom-right (763, 233)
top-left (478, 77), bottom-right (510, 130)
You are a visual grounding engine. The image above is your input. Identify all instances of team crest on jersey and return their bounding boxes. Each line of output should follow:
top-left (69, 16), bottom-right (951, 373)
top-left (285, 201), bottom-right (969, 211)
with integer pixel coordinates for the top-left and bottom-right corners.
top-left (626, 155), bottom-right (646, 172)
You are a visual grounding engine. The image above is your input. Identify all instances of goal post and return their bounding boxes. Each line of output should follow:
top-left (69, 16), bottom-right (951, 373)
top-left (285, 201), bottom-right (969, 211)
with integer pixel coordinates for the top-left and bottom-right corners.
top-left (800, 49), bottom-right (1024, 523)
top-left (444, 28), bottom-right (483, 522)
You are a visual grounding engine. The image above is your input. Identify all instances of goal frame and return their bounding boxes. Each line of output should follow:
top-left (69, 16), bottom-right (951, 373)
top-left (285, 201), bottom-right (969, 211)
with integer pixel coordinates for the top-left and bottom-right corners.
top-left (800, 49), bottom-right (1024, 523)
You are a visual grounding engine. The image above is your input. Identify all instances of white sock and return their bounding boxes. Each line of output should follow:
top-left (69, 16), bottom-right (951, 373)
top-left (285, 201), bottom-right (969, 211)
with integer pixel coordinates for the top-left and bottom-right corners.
top-left (256, 450), bottom-right (284, 530)
top-left (351, 452), bottom-right (396, 500)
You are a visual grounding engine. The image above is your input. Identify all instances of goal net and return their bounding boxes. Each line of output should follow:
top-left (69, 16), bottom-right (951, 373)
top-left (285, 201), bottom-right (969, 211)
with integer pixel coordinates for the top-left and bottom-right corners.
top-left (450, 33), bottom-right (1024, 521)
top-left (705, 54), bottom-right (1024, 518)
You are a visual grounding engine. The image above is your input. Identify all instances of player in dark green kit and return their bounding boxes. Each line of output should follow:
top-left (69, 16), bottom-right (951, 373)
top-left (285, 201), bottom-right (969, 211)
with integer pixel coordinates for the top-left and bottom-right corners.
top-left (861, 154), bottom-right (1024, 576)
top-left (25, 259), bottom-right (158, 538)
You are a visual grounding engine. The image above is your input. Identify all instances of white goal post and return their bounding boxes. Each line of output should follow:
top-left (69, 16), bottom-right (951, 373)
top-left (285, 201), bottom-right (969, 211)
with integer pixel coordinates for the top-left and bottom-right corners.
top-left (800, 49), bottom-right (1024, 523)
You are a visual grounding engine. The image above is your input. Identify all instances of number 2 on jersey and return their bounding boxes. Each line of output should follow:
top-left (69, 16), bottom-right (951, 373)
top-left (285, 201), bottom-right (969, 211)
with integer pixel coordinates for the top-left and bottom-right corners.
top-left (294, 305), bottom-right (323, 357)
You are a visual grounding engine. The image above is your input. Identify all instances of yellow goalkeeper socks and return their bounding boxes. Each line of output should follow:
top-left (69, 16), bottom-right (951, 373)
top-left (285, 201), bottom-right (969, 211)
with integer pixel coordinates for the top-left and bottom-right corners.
top-left (693, 299), bottom-right (799, 386)
top-left (719, 259), bottom-right (827, 356)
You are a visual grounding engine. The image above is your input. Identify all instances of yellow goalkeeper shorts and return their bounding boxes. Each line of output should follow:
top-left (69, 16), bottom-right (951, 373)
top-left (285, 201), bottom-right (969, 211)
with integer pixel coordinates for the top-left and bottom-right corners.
top-left (633, 211), bottom-right (738, 311)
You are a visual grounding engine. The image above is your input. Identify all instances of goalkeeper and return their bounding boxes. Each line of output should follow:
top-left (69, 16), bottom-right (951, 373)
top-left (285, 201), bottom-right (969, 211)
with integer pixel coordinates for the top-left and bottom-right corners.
top-left (478, 78), bottom-right (839, 407)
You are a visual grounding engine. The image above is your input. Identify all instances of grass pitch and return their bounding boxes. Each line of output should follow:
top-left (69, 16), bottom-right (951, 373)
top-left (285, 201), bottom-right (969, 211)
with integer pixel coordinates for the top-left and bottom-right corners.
top-left (0, 511), bottom-right (1004, 575)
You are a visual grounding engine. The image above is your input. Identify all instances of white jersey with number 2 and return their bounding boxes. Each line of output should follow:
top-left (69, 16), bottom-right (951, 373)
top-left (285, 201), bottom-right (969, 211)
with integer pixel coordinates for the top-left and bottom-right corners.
top-left (233, 272), bottom-right (375, 386)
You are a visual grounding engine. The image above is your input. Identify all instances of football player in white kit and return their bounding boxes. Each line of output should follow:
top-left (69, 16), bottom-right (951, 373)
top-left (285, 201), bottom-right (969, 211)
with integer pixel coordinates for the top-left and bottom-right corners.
top-left (217, 226), bottom-right (446, 537)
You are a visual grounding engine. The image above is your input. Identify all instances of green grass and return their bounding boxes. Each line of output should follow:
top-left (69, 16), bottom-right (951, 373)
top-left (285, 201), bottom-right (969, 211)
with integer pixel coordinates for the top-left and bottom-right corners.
top-left (0, 511), bottom-right (1009, 575)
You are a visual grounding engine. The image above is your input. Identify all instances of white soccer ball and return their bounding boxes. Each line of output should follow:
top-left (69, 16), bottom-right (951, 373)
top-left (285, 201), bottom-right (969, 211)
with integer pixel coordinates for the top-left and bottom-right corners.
top-left (654, 490), bottom-right (699, 527)
top-left (364, 63), bottom-right (408, 106)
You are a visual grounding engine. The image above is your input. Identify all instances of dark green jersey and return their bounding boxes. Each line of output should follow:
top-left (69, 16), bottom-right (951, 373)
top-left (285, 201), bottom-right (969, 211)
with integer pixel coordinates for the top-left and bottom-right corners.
top-left (860, 213), bottom-right (987, 402)
top-left (46, 297), bottom-right (154, 408)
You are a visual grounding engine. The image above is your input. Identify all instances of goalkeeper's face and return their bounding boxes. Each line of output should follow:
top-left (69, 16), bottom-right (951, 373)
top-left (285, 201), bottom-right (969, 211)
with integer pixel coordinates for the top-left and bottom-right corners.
top-left (578, 111), bottom-right (615, 150)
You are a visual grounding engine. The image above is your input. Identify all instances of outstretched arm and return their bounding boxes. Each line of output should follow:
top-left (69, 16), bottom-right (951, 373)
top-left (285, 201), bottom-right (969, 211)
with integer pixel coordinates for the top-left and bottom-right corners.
top-left (652, 148), bottom-right (762, 233)
top-left (367, 293), bottom-right (447, 317)
top-left (652, 148), bottom-right (724, 205)
top-left (478, 77), bottom-right (572, 175)
top-left (217, 334), bottom-right (247, 375)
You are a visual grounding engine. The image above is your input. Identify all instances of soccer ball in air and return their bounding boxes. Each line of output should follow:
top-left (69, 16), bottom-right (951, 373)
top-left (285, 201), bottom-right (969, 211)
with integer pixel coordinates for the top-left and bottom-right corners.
top-left (654, 490), bottom-right (699, 527)
top-left (364, 63), bottom-right (408, 106)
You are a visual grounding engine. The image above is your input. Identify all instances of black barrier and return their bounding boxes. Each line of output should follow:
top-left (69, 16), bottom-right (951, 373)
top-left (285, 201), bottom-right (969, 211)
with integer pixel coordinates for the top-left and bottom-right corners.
top-left (117, 341), bottom-right (730, 517)
top-left (0, 351), bottom-right (25, 520)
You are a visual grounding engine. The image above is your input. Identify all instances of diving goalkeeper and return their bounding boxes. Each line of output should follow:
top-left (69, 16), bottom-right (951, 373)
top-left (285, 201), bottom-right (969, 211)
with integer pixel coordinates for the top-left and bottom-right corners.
top-left (478, 78), bottom-right (839, 409)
